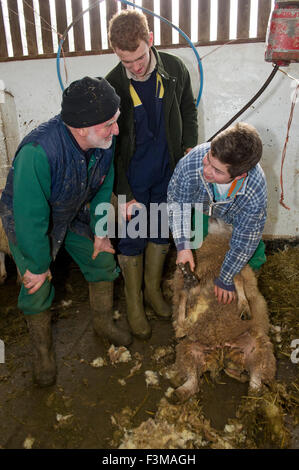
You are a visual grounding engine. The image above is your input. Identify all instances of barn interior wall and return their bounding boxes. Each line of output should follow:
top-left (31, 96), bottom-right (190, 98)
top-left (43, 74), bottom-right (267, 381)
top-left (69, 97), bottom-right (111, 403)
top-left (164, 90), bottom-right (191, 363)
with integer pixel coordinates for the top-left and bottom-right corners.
top-left (0, 42), bottom-right (298, 238)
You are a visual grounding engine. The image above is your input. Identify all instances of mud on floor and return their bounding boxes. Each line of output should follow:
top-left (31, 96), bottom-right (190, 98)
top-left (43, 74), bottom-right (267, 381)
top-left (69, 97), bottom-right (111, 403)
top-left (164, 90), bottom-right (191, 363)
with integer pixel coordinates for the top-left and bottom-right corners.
top-left (0, 243), bottom-right (298, 449)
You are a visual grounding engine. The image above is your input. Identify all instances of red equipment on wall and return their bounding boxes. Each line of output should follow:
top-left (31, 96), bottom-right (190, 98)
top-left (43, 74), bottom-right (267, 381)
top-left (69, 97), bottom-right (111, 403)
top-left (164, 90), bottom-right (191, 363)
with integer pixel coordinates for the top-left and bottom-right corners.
top-left (265, 0), bottom-right (299, 66)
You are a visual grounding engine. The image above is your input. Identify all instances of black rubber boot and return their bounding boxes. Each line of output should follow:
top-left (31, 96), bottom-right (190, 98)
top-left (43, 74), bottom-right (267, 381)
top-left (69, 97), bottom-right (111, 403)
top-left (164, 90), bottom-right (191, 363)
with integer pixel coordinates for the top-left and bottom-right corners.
top-left (89, 281), bottom-right (132, 346)
top-left (144, 242), bottom-right (171, 318)
top-left (118, 254), bottom-right (151, 340)
top-left (26, 310), bottom-right (57, 387)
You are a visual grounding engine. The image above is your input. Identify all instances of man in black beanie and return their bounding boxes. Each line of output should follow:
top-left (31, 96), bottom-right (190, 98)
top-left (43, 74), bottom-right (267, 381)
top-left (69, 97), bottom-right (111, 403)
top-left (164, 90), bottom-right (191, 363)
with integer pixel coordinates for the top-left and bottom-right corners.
top-left (0, 76), bottom-right (132, 388)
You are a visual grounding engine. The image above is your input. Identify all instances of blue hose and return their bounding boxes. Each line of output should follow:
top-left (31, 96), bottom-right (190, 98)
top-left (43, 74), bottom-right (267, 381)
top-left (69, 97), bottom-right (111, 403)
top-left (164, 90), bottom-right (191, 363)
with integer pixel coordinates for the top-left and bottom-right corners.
top-left (56, 39), bottom-right (64, 92)
top-left (56, 0), bottom-right (203, 106)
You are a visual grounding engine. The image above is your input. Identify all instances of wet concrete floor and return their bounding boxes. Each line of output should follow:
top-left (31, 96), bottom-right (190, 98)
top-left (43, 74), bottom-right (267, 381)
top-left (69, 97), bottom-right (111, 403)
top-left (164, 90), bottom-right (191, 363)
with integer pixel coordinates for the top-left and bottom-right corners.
top-left (0, 247), bottom-right (298, 449)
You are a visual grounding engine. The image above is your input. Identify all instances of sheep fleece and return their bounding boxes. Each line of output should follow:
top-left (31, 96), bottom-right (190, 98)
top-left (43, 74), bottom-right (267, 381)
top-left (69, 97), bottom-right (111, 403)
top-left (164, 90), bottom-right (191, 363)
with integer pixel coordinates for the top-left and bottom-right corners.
top-left (171, 224), bottom-right (276, 403)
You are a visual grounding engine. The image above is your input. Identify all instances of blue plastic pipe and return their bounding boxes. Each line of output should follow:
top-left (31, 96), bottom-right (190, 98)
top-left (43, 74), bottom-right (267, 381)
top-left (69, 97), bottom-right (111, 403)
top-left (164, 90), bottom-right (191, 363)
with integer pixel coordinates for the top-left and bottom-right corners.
top-left (56, 0), bottom-right (203, 106)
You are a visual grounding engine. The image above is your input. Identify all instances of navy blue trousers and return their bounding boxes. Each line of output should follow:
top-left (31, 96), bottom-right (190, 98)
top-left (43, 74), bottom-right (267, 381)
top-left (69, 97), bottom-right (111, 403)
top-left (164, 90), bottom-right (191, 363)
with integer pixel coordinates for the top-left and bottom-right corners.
top-left (118, 169), bottom-right (172, 256)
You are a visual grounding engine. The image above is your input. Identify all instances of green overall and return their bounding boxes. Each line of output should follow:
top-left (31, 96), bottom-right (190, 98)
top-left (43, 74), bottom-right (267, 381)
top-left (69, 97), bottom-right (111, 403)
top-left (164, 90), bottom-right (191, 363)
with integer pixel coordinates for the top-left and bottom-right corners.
top-left (192, 211), bottom-right (266, 271)
top-left (9, 143), bottom-right (118, 315)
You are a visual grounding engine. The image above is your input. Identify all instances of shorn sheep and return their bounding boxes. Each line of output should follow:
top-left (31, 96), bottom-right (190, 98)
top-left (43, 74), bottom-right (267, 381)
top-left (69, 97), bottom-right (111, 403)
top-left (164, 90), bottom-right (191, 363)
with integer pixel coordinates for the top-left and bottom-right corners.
top-left (170, 218), bottom-right (276, 403)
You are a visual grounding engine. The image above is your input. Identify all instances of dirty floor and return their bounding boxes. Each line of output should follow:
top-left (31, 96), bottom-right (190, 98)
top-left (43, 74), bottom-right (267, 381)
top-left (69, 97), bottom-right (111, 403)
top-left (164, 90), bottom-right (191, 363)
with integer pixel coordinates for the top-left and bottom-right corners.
top-left (0, 245), bottom-right (298, 449)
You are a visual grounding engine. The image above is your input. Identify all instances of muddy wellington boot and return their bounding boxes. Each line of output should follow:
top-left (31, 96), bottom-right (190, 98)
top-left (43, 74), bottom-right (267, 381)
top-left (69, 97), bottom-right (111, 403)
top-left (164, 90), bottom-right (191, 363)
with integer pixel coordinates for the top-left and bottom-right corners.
top-left (89, 281), bottom-right (132, 346)
top-left (118, 254), bottom-right (151, 340)
top-left (144, 242), bottom-right (171, 319)
top-left (26, 310), bottom-right (57, 387)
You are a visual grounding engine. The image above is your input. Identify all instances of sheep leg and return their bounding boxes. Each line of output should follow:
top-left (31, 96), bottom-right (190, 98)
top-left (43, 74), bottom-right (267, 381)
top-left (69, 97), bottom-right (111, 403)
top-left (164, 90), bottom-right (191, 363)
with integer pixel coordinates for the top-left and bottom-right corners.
top-left (232, 332), bottom-right (276, 391)
top-left (177, 262), bottom-right (200, 289)
top-left (0, 252), bottom-right (7, 285)
top-left (173, 290), bottom-right (189, 338)
top-left (224, 346), bottom-right (248, 382)
top-left (247, 336), bottom-right (276, 392)
top-left (172, 373), bottom-right (199, 404)
top-left (177, 290), bottom-right (188, 325)
top-left (234, 275), bottom-right (251, 320)
top-left (170, 341), bottom-right (207, 403)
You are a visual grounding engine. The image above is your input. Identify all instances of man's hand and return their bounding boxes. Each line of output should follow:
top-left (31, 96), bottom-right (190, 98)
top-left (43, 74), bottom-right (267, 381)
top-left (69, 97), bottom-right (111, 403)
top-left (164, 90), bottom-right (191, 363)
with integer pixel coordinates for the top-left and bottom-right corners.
top-left (184, 147), bottom-right (193, 155)
top-left (92, 236), bottom-right (115, 260)
top-left (176, 249), bottom-right (195, 271)
top-left (119, 199), bottom-right (143, 221)
top-left (214, 284), bottom-right (236, 304)
top-left (22, 269), bottom-right (52, 295)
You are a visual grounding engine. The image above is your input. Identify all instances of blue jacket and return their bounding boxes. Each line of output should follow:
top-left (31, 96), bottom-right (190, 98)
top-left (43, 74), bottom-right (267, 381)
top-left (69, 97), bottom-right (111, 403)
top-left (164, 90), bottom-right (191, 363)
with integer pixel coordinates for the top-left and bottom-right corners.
top-left (0, 115), bottom-right (114, 258)
top-left (167, 143), bottom-right (267, 288)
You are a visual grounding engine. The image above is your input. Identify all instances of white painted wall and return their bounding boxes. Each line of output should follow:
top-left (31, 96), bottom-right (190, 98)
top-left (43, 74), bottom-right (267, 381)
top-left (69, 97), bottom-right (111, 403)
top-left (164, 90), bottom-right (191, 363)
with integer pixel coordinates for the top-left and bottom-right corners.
top-left (0, 90), bottom-right (19, 187)
top-left (0, 42), bottom-right (298, 238)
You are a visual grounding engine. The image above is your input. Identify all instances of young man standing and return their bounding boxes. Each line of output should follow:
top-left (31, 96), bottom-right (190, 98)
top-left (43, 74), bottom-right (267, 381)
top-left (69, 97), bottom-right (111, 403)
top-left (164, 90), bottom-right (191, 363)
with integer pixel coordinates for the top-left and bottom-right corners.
top-left (167, 122), bottom-right (267, 305)
top-left (106, 10), bottom-right (198, 340)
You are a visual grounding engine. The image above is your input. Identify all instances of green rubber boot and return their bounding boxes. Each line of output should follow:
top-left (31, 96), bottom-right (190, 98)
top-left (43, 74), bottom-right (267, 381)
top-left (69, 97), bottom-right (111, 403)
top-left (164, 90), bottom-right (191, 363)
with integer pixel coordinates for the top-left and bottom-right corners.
top-left (118, 254), bottom-right (151, 340)
top-left (144, 242), bottom-right (171, 319)
top-left (26, 310), bottom-right (57, 387)
top-left (89, 281), bottom-right (132, 346)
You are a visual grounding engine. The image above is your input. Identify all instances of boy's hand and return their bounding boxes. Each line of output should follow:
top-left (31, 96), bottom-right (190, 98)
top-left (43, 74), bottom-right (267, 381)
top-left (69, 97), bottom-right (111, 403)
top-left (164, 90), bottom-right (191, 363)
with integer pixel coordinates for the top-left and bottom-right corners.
top-left (176, 249), bottom-right (195, 272)
top-left (214, 284), bottom-right (236, 304)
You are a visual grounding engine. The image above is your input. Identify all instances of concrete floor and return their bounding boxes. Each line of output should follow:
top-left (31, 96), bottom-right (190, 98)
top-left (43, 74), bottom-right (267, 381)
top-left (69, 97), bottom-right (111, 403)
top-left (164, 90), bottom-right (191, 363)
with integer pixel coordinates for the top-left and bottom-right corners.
top-left (0, 247), bottom-right (298, 449)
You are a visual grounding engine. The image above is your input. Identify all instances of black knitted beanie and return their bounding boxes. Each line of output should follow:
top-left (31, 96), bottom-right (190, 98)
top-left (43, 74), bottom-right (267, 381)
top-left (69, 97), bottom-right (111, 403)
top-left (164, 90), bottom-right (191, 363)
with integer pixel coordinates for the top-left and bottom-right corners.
top-left (61, 76), bottom-right (120, 128)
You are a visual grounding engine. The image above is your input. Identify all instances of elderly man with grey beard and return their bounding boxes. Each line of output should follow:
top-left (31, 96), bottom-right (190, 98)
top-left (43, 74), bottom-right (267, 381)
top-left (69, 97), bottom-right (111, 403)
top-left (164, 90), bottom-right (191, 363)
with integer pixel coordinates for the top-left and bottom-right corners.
top-left (0, 76), bottom-right (132, 388)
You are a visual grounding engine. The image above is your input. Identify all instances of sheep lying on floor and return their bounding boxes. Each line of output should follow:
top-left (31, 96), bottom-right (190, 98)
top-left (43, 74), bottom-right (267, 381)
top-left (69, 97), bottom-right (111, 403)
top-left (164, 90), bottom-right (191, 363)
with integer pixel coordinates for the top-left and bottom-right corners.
top-left (170, 218), bottom-right (276, 403)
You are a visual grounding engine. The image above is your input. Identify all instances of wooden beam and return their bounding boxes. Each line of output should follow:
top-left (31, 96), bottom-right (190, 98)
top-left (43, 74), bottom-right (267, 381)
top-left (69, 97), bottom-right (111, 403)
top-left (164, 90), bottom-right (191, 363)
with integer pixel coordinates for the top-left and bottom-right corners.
top-left (160, 0), bottom-right (172, 46)
top-left (7, 0), bottom-right (23, 57)
top-left (142, 0), bottom-right (154, 33)
top-left (106, 0), bottom-right (117, 35)
top-left (198, 0), bottom-right (210, 43)
top-left (179, 0), bottom-right (191, 44)
top-left (237, 0), bottom-right (250, 40)
top-left (38, 0), bottom-right (53, 54)
top-left (55, 0), bottom-right (69, 52)
top-left (0, 37), bottom-right (267, 63)
top-left (71, 0), bottom-right (85, 52)
top-left (0, 1), bottom-right (8, 58)
top-left (89, 0), bottom-right (102, 51)
top-left (217, 0), bottom-right (230, 42)
top-left (258, 0), bottom-right (271, 39)
top-left (23, 0), bottom-right (38, 56)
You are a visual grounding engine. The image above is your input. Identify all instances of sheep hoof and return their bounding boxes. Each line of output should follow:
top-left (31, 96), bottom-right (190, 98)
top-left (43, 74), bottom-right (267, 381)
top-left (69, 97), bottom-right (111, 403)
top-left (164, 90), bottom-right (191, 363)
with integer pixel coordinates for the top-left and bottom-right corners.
top-left (177, 262), bottom-right (200, 289)
top-left (167, 392), bottom-right (181, 405)
top-left (168, 385), bottom-right (196, 404)
top-left (167, 389), bottom-right (188, 405)
top-left (249, 374), bottom-right (262, 393)
top-left (224, 367), bottom-right (248, 383)
top-left (168, 374), bottom-right (184, 389)
top-left (248, 385), bottom-right (263, 397)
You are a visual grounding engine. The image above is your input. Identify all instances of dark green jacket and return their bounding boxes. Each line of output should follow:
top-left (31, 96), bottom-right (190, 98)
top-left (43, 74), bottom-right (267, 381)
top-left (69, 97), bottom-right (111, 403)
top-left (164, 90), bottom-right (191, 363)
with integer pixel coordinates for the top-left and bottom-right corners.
top-left (106, 47), bottom-right (198, 200)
